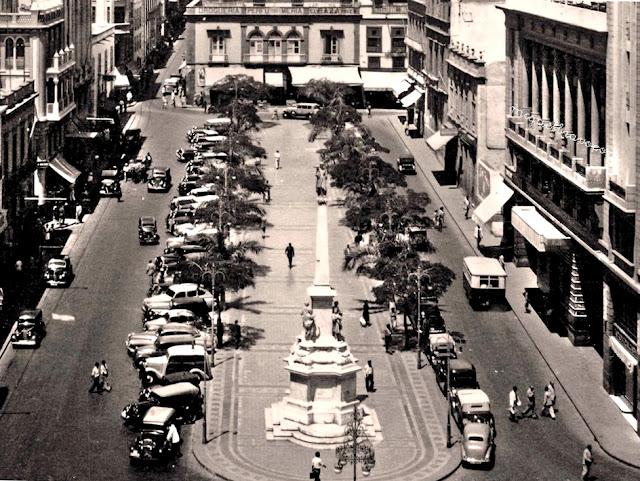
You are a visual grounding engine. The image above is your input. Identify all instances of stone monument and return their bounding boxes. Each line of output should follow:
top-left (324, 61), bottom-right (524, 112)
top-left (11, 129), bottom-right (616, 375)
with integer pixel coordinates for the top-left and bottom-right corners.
top-left (266, 205), bottom-right (382, 446)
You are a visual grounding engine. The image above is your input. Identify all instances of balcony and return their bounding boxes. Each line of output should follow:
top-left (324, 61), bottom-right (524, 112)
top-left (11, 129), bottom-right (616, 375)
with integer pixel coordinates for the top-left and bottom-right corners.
top-left (46, 99), bottom-right (76, 122)
top-left (321, 54), bottom-right (343, 64)
top-left (506, 115), bottom-right (607, 193)
top-left (605, 177), bottom-right (636, 214)
top-left (372, 4), bottom-right (407, 14)
top-left (209, 53), bottom-right (228, 64)
top-left (0, 5), bottom-right (63, 27)
top-left (612, 251), bottom-right (636, 280)
top-left (243, 53), bottom-right (307, 64)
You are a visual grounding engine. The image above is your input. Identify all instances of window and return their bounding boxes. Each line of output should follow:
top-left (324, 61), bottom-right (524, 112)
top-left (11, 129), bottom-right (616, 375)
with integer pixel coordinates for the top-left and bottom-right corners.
top-left (249, 34), bottom-right (263, 55)
top-left (366, 27), bottom-right (382, 53)
top-left (609, 206), bottom-right (635, 262)
top-left (392, 56), bottom-right (405, 69)
top-left (368, 56), bottom-right (380, 69)
top-left (5, 38), bottom-right (14, 70)
top-left (15, 38), bottom-right (24, 69)
top-left (324, 35), bottom-right (339, 55)
top-left (287, 37), bottom-right (301, 55)
top-left (266, 34), bottom-right (282, 56)
top-left (92, 6), bottom-right (96, 23)
top-left (107, 6), bottom-right (111, 21)
top-left (479, 276), bottom-right (501, 288)
top-left (210, 35), bottom-right (225, 55)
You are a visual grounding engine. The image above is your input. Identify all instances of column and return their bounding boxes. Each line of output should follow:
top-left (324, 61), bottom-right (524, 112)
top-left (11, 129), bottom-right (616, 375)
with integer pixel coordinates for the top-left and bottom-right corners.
top-left (563, 54), bottom-right (573, 136)
top-left (541, 47), bottom-right (550, 122)
top-left (590, 65), bottom-right (601, 156)
top-left (531, 43), bottom-right (539, 116)
top-left (53, 77), bottom-right (59, 104)
top-left (520, 37), bottom-right (530, 112)
top-left (552, 50), bottom-right (562, 130)
top-left (576, 58), bottom-right (587, 158)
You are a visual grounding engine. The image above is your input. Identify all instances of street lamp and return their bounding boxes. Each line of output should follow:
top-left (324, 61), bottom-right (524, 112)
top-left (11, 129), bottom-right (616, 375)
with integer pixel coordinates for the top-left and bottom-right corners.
top-left (334, 406), bottom-right (376, 479)
top-left (408, 270), bottom-right (431, 370)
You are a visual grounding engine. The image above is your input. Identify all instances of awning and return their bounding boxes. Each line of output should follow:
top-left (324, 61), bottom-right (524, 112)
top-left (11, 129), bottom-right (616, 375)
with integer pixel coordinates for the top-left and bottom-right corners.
top-left (393, 77), bottom-right (413, 97)
top-left (49, 155), bottom-right (81, 184)
top-left (472, 180), bottom-right (514, 225)
top-left (426, 129), bottom-right (456, 150)
top-left (112, 67), bottom-right (130, 89)
top-left (361, 71), bottom-right (407, 92)
top-left (206, 66), bottom-right (263, 87)
top-left (289, 66), bottom-right (362, 87)
top-left (610, 336), bottom-right (638, 372)
top-left (400, 88), bottom-right (423, 107)
top-left (265, 71), bottom-right (284, 87)
top-left (511, 206), bottom-right (569, 252)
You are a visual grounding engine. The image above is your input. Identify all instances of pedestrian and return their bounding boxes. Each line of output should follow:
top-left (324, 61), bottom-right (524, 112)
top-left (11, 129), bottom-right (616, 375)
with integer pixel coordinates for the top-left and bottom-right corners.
top-left (498, 254), bottom-right (505, 270)
top-left (384, 323), bottom-right (393, 353)
top-left (261, 218), bottom-right (267, 239)
top-left (548, 380), bottom-right (557, 411)
top-left (75, 203), bottom-right (83, 222)
top-left (332, 312), bottom-right (343, 341)
top-left (343, 244), bottom-right (352, 270)
top-left (464, 195), bottom-right (470, 219)
top-left (541, 385), bottom-right (556, 419)
top-left (366, 103), bottom-right (372, 117)
top-left (389, 299), bottom-right (397, 331)
top-left (274, 150), bottom-right (281, 169)
top-left (14, 259), bottom-right (23, 272)
top-left (285, 242), bottom-right (295, 268)
top-left (119, 99), bottom-right (125, 113)
top-left (434, 209), bottom-right (441, 231)
top-left (100, 360), bottom-right (111, 392)
top-left (231, 320), bottom-right (241, 349)
top-left (521, 385), bottom-right (538, 418)
top-left (44, 223), bottom-right (52, 242)
top-left (438, 206), bottom-right (445, 227)
top-left (354, 232), bottom-right (363, 246)
top-left (474, 224), bottom-right (482, 249)
top-left (126, 90), bottom-right (133, 105)
top-left (264, 180), bottom-right (271, 202)
top-left (362, 300), bottom-right (370, 326)
top-left (203, 98), bottom-right (208, 113)
top-left (364, 360), bottom-right (375, 392)
top-left (89, 362), bottom-right (102, 393)
top-left (272, 108), bottom-right (279, 120)
top-left (171, 89), bottom-right (176, 107)
top-left (508, 385), bottom-right (521, 422)
top-left (146, 259), bottom-right (156, 277)
top-left (581, 444), bottom-right (594, 481)
top-left (166, 423), bottom-right (181, 461)
top-left (162, 95), bottom-right (168, 109)
top-left (523, 289), bottom-right (531, 313)
top-left (310, 451), bottom-right (326, 481)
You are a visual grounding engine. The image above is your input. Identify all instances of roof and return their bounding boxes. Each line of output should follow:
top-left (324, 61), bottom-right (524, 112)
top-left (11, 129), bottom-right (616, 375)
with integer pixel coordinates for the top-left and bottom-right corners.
top-left (142, 406), bottom-right (175, 426)
top-left (167, 344), bottom-right (207, 356)
top-left (463, 422), bottom-right (491, 438)
top-left (497, 0), bottom-right (607, 33)
top-left (19, 309), bottom-right (42, 319)
top-left (150, 382), bottom-right (200, 397)
top-left (456, 389), bottom-right (491, 406)
top-left (463, 256), bottom-right (506, 277)
top-left (449, 358), bottom-right (475, 372)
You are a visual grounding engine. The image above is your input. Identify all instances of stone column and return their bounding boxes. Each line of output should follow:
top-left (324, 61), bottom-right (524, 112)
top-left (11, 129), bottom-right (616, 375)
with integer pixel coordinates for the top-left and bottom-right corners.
top-left (541, 47), bottom-right (550, 123)
top-left (552, 50), bottom-right (562, 132)
top-left (520, 37), bottom-right (530, 112)
top-left (576, 59), bottom-right (587, 158)
top-left (590, 65), bottom-right (602, 165)
top-left (563, 53), bottom-right (574, 135)
top-left (531, 43), bottom-right (539, 116)
top-left (602, 280), bottom-right (615, 393)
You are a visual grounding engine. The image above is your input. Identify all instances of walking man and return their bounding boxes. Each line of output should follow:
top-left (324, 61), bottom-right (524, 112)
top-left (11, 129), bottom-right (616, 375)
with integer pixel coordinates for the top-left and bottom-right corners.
top-left (474, 224), bottom-right (483, 249)
top-left (364, 360), bottom-right (375, 392)
top-left (541, 385), bottom-right (556, 419)
top-left (231, 320), bottom-right (241, 349)
top-left (274, 150), bottom-right (281, 170)
top-left (362, 300), bottom-right (370, 326)
top-left (171, 90), bottom-right (176, 108)
top-left (384, 323), bottom-right (393, 353)
top-left (508, 385), bottom-right (521, 422)
top-left (162, 95), bottom-right (168, 109)
top-left (581, 444), bottom-right (594, 481)
top-left (285, 243), bottom-right (295, 268)
top-left (166, 423), bottom-right (182, 461)
top-left (310, 451), bottom-right (326, 481)
top-left (100, 360), bottom-right (111, 392)
top-left (464, 196), bottom-right (470, 219)
top-left (89, 362), bottom-right (102, 393)
top-left (75, 203), bottom-right (83, 221)
top-left (521, 385), bottom-right (538, 418)
top-left (272, 108), bottom-right (279, 120)
top-left (438, 207), bottom-right (445, 227)
top-left (366, 103), bottom-right (372, 117)
top-left (523, 289), bottom-right (531, 313)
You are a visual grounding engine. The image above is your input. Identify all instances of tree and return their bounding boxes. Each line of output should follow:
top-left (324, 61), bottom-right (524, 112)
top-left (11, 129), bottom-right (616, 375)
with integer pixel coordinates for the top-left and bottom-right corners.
top-left (196, 194), bottom-right (265, 229)
top-left (301, 79), bottom-right (361, 141)
top-left (209, 75), bottom-right (270, 133)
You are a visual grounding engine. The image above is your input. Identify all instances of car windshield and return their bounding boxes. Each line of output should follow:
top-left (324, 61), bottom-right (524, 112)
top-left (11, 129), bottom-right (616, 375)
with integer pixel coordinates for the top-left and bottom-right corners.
top-left (451, 374), bottom-right (476, 388)
top-left (467, 436), bottom-right (485, 442)
top-left (49, 260), bottom-right (66, 268)
top-left (166, 287), bottom-right (178, 298)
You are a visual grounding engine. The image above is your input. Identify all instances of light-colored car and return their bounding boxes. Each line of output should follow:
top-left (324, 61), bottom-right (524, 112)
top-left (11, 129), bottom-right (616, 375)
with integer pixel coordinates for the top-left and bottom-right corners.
top-left (44, 256), bottom-right (73, 287)
top-left (126, 322), bottom-right (201, 353)
top-left (170, 196), bottom-right (198, 211)
top-left (461, 421), bottom-right (494, 466)
top-left (144, 309), bottom-right (199, 330)
top-left (282, 102), bottom-right (319, 119)
top-left (142, 344), bottom-right (212, 385)
top-left (143, 283), bottom-right (214, 312)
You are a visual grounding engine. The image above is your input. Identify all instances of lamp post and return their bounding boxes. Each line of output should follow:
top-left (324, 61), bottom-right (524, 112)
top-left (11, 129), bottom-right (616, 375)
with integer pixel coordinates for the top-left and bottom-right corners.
top-left (408, 270), bottom-right (431, 370)
top-left (446, 352), bottom-right (452, 448)
top-left (334, 406), bottom-right (376, 479)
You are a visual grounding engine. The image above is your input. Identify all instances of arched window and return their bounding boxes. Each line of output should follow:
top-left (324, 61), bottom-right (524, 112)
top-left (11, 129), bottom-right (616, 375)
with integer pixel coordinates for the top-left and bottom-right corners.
top-left (285, 30), bottom-right (302, 56)
top-left (5, 38), bottom-right (14, 70)
top-left (15, 38), bottom-right (25, 69)
top-left (248, 31), bottom-right (263, 56)
top-left (266, 32), bottom-right (282, 57)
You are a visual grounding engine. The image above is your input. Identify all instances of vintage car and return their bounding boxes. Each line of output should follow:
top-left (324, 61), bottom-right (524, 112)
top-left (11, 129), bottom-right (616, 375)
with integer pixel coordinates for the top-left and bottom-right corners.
top-left (167, 210), bottom-right (195, 235)
top-left (124, 382), bottom-right (203, 428)
top-left (436, 358), bottom-right (478, 397)
top-left (10, 309), bottom-right (45, 348)
top-left (282, 102), bottom-right (319, 119)
top-left (142, 344), bottom-right (212, 386)
top-left (142, 283), bottom-right (214, 312)
top-left (176, 148), bottom-right (197, 163)
top-left (461, 421), bottom-right (494, 467)
top-left (428, 331), bottom-right (456, 367)
top-left (126, 322), bottom-right (211, 356)
top-left (204, 117), bottom-right (231, 133)
top-left (451, 389), bottom-right (495, 467)
top-left (169, 196), bottom-right (197, 211)
top-left (44, 255), bottom-right (73, 287)
top-left (178, 174), bottom-right (203, 196)
top-left (99, 169), bottom-right (122, 198)
top-left (147, 167), bottom-right (172, 193)
top-left (138, 216), bottom-right (159, 245)
top-left (186, 129), bottom-right (218, 143)
top-left (133, 333), bottom-right (214, 366)
top-left (463, 256), bottom-right (507, 310)
top-left (144, 308), bottom-right (200, 330)
top-left (129, 406), bottom-right (179, 465)
top-left (397, 153), bottom-right (416, 174)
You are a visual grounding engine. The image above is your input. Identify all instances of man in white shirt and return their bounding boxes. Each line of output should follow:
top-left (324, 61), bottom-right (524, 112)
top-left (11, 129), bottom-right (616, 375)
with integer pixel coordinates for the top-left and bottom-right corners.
top-left (166, 423), bottom-right (181, 458)
top-left (89, 362), bottom-right (101, 393)
top-left (311, 452), bottom-right (326, 481)
top-left (508, 385), bottom-right (521, 422)
top-left (274, 150), bottom-right (281, 169)
top-left (364, 360), bottom-right (375, 393)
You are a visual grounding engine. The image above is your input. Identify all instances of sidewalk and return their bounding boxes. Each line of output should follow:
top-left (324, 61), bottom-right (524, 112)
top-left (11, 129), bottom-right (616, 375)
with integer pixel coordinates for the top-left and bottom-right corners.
top-left (385, 114), bottom-right (640, 469)
top-left (190, 118), bottom-right (461, 480)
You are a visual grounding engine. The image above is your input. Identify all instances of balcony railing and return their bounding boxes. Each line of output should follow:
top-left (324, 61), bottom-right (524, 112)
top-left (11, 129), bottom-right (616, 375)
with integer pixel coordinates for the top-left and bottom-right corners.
top-left (608, 179), bottom-right (626, 199)
top-left (321, 54), bottom-right (343, 63)
top-left (612, 251), bottom-right (635, 278)
top-left (209, 53), bottom-right (228, 63)
top-left (243, 53), bottom-right (307, 64)
top-left (372, 4), bottom-right (407, 14)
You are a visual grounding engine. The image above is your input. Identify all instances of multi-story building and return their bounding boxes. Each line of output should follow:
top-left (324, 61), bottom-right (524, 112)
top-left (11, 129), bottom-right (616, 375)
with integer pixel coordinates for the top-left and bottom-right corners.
top-left (446, 0), bottom-right (506, 234)
top-left (184, 0), bottom-right (408, 104)
top-left (63, 0), bottom-right (93, 116)
top-left (499, 0), bottom-right (640, 430)
top-left (144, 0), bottom-right (162, 61)
top-left (91, 0), bottom-right (116, 116)
top-left (600, 0), bottom-right (640, 431)
top-left (114, 0), bottom-right (134, 67)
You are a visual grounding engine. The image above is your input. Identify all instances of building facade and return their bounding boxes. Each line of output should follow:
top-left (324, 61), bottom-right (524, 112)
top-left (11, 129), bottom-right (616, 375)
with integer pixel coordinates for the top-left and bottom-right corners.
top-left (64, 0), bottom-right (93, 116)
top-left (91, 0), bottom-right (116, 116)
top-left (447, 0), bottom-right (506, 224)
top-left (185, 0), bottom-right (407, 103)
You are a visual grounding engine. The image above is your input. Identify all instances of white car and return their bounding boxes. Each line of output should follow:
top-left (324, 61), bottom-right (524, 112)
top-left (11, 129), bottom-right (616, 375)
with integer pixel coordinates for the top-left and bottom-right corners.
top-left (174, 222), bottom-right (217, 237)
top-left (144, 309), bottom-right (199, 330)
top-left (170, 196), bottom-right (198, 211)
top-left (143, 283), bottom-right (214, 312)
top-left (143, 344), bottom-right (212, 385)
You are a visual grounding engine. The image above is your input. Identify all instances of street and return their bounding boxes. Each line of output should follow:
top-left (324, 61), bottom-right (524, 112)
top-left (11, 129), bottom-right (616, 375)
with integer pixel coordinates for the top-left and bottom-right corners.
top-left (0, 46), bottom-right (637, 481)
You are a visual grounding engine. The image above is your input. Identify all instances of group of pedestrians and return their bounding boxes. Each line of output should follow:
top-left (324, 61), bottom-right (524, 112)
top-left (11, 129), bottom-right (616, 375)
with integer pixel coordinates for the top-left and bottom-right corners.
top-left (88, 360), bottom-right (111, 393)
top-left (508, 381), bottom-right (556, 422)
top-left (433, 206), bottom-right (445, 231)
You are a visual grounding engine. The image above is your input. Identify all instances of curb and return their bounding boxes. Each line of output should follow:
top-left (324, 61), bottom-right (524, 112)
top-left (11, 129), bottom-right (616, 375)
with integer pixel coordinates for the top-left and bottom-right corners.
top-left (385, 117), bottom-right (640, 471)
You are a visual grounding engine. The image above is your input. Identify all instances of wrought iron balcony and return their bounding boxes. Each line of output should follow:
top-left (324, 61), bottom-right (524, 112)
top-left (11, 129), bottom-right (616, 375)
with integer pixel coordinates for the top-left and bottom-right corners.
top-left (209, 53), bottom-right (228, 63)
top-left (243, 53), bottom-right (307, 64)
